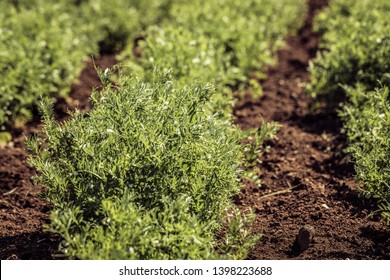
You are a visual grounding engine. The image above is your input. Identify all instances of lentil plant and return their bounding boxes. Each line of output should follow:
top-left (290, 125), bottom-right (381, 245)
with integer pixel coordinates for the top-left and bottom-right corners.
top-left (308, 0), bottom-right (390, 222)
top-left (27, 70), bottom-right (244, 259)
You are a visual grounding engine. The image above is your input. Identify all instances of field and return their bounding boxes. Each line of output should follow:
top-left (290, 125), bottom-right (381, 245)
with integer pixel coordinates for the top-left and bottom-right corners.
top-left (0, 0), bottom-right (389, 259)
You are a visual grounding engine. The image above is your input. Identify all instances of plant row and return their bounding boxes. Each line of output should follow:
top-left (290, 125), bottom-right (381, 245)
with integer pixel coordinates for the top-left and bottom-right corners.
top-left (120, 0), bottom-right (307, 118)
top-left (0, 0), bottom-right (173, 131)
top-left (27, 0), bottom-right (307, 259)
top-left (308, 0), bottom-right (390, 222)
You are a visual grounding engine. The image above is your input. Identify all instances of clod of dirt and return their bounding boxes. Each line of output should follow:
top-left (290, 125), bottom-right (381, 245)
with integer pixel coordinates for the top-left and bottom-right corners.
top-left (297, 225), bottom-right (315, 251)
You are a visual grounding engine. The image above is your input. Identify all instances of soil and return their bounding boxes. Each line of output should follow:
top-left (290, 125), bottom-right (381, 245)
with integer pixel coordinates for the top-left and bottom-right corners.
top-left (233, 0), bottom-right (390, 259)
top-left (0, 55), bottom-right (117, 260)
top-left (1, 0), bottom-right (389, 260)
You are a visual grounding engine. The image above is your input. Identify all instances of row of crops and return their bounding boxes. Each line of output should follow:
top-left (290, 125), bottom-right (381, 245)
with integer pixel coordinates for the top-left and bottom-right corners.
top-left (2, 0), bottom-right (388, 259)
top-left (0, 0), bottom-right (307, 259)
top-left (308, 0), bottom-right (390, 222)
top-left (0, 0), bottom-right (172, 131)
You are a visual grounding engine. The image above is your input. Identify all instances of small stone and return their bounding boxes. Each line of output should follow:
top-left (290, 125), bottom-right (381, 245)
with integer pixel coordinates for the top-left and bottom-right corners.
top-left (321, 203), bottom-right (330, 209)
top-left (297, 225), bottom-right (315, 251)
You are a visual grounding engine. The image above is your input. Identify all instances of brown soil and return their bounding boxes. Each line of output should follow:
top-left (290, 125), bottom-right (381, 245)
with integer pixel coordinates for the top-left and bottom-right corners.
top-left (234, 0), bottom-right (390, 259)
top-left (0, 54), bottom-right (117, 260)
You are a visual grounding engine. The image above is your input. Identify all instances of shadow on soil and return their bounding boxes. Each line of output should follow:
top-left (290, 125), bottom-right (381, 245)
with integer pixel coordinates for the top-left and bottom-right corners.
top-left (0, 232), bottom-right (62, 260)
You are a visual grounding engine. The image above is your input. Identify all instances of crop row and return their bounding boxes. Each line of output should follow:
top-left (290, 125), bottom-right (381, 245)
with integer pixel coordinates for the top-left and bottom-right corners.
top-left (119, 0), bottom-right (307, 117)
top-left (26, 0), bottom-right (306, 259)
top-left (0, 0), bottom-right (173, 131)
top-left (308, 0), bottom-right (390, 222)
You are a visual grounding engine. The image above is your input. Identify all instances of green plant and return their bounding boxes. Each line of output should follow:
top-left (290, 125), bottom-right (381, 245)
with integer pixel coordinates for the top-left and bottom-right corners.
top-left (18, 0), bottom-right (309, 259)
top-left (216, 206), bottom-right (261, 260)
top-left (0, 132), bottom-right (12, 148)
top-left (51, 193), bottom-right (218, 259)
top-left (108, 0), bottom-right (306, 257)
top-left (308, 0), bottom-right (390, 99)
top-left (340, 85), bottom-right (390, 222)
top-left (0, 1), bottom-right (97, 129)
top-left (243, 122), bottom-right (280, 170)
top-left (166, 0), bottom-right (306, 77)
top-left (308, 0), bottom-right (390, 223)
top-left (0, 0), bottom-right (174, 130)
top-left (120, 25), bottom-right (236, 118)
top-left (79, 0), bottom-right (175, 53)
top-left (120, 0), bottom-right (306, 118)
top-left (27, 69), bottom-right (243, 258)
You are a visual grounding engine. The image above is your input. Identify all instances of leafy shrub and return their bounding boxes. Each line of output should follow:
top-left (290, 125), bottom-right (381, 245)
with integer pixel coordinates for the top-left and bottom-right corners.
top-left (51, 194), bottom-right (217, 259)
top-left (0, 1), bottom-right (97, 129)
top-left (308, 0), bottom-right (390, 222)
top-left (166, 0), bottom-right (306, 77)
top-left (0, 0), bottom-right (173, 130)
top-left (216, 207), bottom-right (260, 260)
top-left (129, 26), bottom-right (233, 88)
top-left (27, 70), bottom-right (243, 258)
top-left (340, 85), bottom-right (390, 222)
top-left (120, 0), bottom-right (306, 117)
top-left (79, 0), bottom-right (175, 54)
top-left (121, 25), bottom-right (237, 119)
top-left (308, 0), bottom-right (390, 98)
top-left (118, 0), bottom-right (293, 190)
top-left (18, 0), bottom-right (306, 259)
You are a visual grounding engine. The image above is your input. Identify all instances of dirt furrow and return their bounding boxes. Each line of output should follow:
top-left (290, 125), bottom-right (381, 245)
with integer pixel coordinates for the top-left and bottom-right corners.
top-left (234, 0), bottom-right (390, 259)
